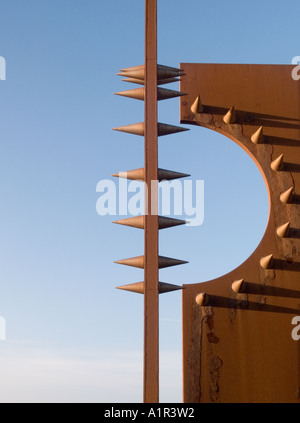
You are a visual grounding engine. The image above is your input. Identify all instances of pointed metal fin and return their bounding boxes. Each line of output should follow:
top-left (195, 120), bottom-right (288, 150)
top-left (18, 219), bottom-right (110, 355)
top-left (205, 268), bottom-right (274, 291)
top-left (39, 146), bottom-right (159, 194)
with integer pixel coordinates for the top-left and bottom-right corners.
top-left (158, 256), bottom-right (188, 269)
top-left (116, 281), bottom-right (183, 295)
top-left (116, 282), bottom-right (145, 294)
top-left (113, 168), bottom-right (190, 182)
top-left (280, 187), bottom-right (294, 204)
top-left (251, 126), bottom-right (264, 144)
top-left (112, 123), bottom-right (144, 136)
top-left (114, 256), bottom-right (144, 269)
top-left (122, 77), bottom-right (181, 86)
top-left (260, 254), bottom-right (274, 270)
top-left (157, 64), bottom-right (184, 74)
top-left (223, 106), bottom-right (236, 124)
top-left (158, 168), bottom-right (190, 181)
top-left (271, 154), bottom-right (284, 171)
top-left (113, 216), bottom-right (145, 230)
top-left (113, 123), bottom-right (188, 137)
top-left (112, 168), bottom-right (145, 181)
top-left (115, 88), bottom-right (145, 101)
top-left (122, 78), bottom-right (145, 86)
top-left (158, 216), bottom-right (187, 229)
top-left (157, 77), bottom-right (181, 86)
top-left (159, 282), bottom-right (184, 294)
top-left (113, 216), bottom-right (186, 230)
top-left (157, 88), bottom-right (187, 101)
top-left (120, 65), bottom-right (144, 72)
top-left (157, 123), bottom-right (189, 136)
top-left (276, 222), bottom-right (290, 238)
top-left (191, 96), bottom-right (204, 114)
top-left (118, 70), bottom-right (145, 80)
top-left (119, 66), bottom-right (184, 81)
top-left (115, 87), bottom-right (186, 101)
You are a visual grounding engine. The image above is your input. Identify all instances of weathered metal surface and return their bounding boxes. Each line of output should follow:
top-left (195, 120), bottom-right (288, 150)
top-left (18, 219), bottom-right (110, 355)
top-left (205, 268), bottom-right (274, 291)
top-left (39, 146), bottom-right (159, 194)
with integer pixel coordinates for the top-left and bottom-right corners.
top-left (112, 168), bottom-right (190, 181)
top-left (112, 122), bottom-right (189, 137)
top-left (116, 281), bottom-right (183, 295)
top-left (180, 64), bottom-right (300, 403)
top-left (143, 0), bottom-right (159, 404)
top-left (114, 255), bottom-right (188, 269)
top-left (115, 87), bottom-right (187, 101)
top-left (113, 0), bottom-right (190, 403)
top-left (113, 216), bottom-right (186, 230)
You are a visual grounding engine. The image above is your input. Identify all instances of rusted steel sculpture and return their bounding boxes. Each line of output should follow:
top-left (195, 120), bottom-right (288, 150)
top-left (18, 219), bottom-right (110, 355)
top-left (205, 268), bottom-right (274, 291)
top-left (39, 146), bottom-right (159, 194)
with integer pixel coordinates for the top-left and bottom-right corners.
top-left (113, 0), bottom-right (189, 403)
top-left (180, 64), bottom-right (300, 403)
top-left (112, 0), bottom-right (300, 404)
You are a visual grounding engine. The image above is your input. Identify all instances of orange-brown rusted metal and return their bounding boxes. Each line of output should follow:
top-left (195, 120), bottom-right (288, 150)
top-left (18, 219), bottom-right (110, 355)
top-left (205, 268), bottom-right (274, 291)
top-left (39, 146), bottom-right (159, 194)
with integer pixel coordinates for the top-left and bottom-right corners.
top-left (114, 0), bottom-right (190, 403)
top-left (116, 282), bottom-right (183, 295)
top-left (112, 168), bottom-right (190, 181)
top-left (143, 0), bottom-right (159, 403)
top-left (180, 64), bottom-right (300, 403)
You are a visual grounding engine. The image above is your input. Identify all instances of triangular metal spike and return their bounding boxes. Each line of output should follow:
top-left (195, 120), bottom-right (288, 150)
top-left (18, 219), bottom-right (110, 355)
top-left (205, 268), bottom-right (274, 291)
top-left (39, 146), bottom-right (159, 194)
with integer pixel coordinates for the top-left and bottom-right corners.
top-left (117, 71), bottom-right (144, 80)
top-left (157, 77), bottom-right (181, 85)
top-left (113, 216), bottom-right (187, 230)
top-left (191, 96), bottom-right (204, 114)
top-left (113, 123), bottom-right (189, 137)
top-left (157, 64), bottom-right (184, 73)
top-left (119, 65), bottom-right (184, 81)
top-left (158, 282), bottom-right (184, 294)
top-left (158, 216), bottom-right (187, 229)
top-left (112, 168), bottom-right (190, 182)
top-left (158, 69), bottom-right (185, 80)
top-left (116, 281), bottom-right (183, 295)
top-left (116, 282), bottom-right (145, 294)
top-left (158, 168), bottom-right (190, 181)
top-left (232, 279), bottom-right (245, 294)
top-left (271, 154), bottom-right (284, 172)
top-left (112, 168), bottom-right (145, 181)
top-left (195, 293), bottom-right (209, 307)
top-left (120, 65), bottom-right (144, 72)
top-left (112, 122), bottom-right (144, 136)
top-left (114, 87), bottom-right (187, 102)
top-left (260, 254), bottom-right (274, 270)
top-left (276, 222), bottom-right (290, 238)
top-left (157, 88), bottom-right (187, 101)
top-left (114, 256), bottom-right (144, 269)
top-left (122, 78), bottom-right (145, 86)
top-left (122, 77), bottom-right (181, 86)
top-left (113, 216), bottom-right (145, 230)
top-left (157, 123), bottom-right (190, 137)
top-left (115, 88), bottom-right (145, 101)
top-left (280, 187), bottom-right (294, 204)
top-left (120, 64), bottom-right (184, 73)
top-left (223, 106), bottom-right (236, 124)
top-left (251, 126), bottom-right (264, 144)
top-left (158, 256), bottom-right (188, 269)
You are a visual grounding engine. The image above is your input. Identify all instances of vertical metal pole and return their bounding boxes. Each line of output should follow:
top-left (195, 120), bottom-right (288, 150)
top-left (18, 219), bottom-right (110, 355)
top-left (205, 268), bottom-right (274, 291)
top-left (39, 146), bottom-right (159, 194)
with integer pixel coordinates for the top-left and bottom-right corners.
top-left (144, 0), bottom-right (159, 403)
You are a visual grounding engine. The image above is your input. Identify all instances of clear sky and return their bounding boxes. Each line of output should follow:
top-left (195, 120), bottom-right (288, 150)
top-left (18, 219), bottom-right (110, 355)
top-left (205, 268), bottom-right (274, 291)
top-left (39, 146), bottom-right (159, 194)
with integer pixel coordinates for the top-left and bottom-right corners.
top-left (0, 0), bottom-right (299, 403)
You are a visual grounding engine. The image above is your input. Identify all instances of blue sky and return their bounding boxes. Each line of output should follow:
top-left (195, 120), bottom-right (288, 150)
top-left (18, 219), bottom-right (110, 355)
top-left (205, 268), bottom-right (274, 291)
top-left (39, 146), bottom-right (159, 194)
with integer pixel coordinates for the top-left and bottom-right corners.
top-left (0, 0), bottom-right (299, 403)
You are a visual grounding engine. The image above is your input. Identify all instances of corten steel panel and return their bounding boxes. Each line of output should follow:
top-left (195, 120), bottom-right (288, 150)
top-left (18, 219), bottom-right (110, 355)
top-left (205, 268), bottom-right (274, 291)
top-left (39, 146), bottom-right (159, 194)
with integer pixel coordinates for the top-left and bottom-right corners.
top-left (180, 64), bottom-right (300, 403)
